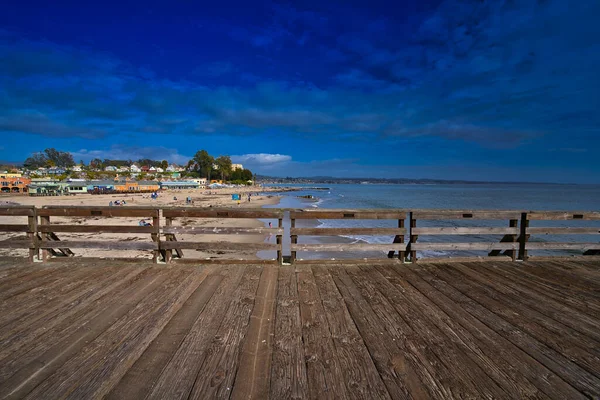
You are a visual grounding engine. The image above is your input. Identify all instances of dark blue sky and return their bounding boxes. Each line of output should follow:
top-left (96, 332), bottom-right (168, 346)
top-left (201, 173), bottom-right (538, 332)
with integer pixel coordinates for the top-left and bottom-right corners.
top-left (1, 1), bottom-right (599, 182)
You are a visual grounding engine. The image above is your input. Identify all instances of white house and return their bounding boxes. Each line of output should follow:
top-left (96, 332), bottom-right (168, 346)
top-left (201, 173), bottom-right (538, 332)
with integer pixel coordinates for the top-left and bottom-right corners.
top-left (166, 164), bottom-right (176, 172)
top-left (72, 165), bottom-right (83, 172)
top-left (117, 166), bottom-right (129, 173)
top-left (149, 166), bottom-right (157, 173)
top-left (156, 167), bottom-right (164, 173)
top-left (104, 166), bottom-right (117, 172)
top-left (191, 178), bottom-right (207, 187)
top-left (130, 165), bottom-right (141, 173)
top-left (231, 163), bottom-right (243, 171)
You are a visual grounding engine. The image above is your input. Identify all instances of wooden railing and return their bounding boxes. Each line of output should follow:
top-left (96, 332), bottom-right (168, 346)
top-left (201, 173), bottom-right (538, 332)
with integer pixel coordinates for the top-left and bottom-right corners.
top-left (408, 210), bottom-right (522, 262)
top-left (0, 206), bottom-right (37, 261)
top-left (162, 208), bottom-right (283, 264)
top-left (37, 206), bottom-right (160, 261)
top-left (0, 206), bottom-right (599, 264)
top-left (290, 209), bottom-right (407, 263)
top-left (523, 211), bottom-right (600, 259)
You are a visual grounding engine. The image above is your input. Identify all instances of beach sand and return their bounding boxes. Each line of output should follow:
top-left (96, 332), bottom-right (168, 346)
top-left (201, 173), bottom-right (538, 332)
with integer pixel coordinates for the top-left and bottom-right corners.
top-left (0, 187), bottom-right (284, 261)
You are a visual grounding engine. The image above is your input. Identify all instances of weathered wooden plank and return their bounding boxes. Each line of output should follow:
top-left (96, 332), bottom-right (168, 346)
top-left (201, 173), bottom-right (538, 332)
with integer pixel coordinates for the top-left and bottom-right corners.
top-left (162, 226), bottom-right (283, 235)
top-left (0, 265), bottom-right (121, 329)
top-left (440, 263), bottom-right (600, 378)
top-left (0, 268), bottom-right (172, 399)
top-left (412, 227), bottom-right (519, 235)
top-left (0, 239), bottom-right (35, 249)
top-left (160, 241), bottom-right (275, 251)
top-left (412, 211), bottom-right (522, 220)
top-left (231, 266), bottom-right (278, 400)
top-left (162, 208), bottom-right (283, 219)
top-left (0, 268), bottom-right (144, 366)
top-left (462, 262), bottom-right (600, 343)
top-left (528, 212), bottom-right (600, 221)
top-left (395, 265), bottom-right (587, 399)
top-left (0, 267), bottom-right (67, 302)
top-left (38, 225), bottom-right (156, 233)
top-left (328, 266), bottom-right (436, 398)
top-left (345, 266), bottom-right (508, 399)
top-left (0, 225), bottom-right (30, 232)
top-left (293, 258), bottom-right (404, 265)
top-left (0, 207), bottom-right (35, 216)
top-left (105, 270), bottom-right (221, 400)
top-left (270, 266), bottom-right (308, 399)
top-left (291, 243), bottom-right (407, 252)
top-left (187, 266), bottom-right (263, 400)
top-left (482, 262), bottom-right (600, 318)
top-left (23, 268), bottom-right (199, 400)
top-left (411, 242), bottom-right (518, 251)
top-left (291, 227), bottom-right (406, 236)
top-left (527, 227), bottom-right (600, 234)
top-left (290, 210), bottom-right (406, 220)
top-left (37, 207), bottom-right (159, 217)
top-left (147, 267), bottom-right (245, 400)
top-left (296, 265), bottom-right (350, 399)
top-left (37, 241), bottom-right (156, 250)
top-left (525, 242), bottom-right (600, 250)
top-left (414, 264), bottom-right (600, 398)
top-left (312, 266), bottom-right (392, 399)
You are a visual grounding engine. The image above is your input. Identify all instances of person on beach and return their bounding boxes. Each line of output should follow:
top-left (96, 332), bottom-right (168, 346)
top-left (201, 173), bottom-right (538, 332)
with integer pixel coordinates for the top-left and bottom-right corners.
top-left (109, 201), bottom-right (113, 207)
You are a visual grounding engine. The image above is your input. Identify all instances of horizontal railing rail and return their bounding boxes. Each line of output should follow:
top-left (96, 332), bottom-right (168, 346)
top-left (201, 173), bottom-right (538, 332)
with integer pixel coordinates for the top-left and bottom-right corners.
top-left (409, 210), bottom-right (522, 262)
top-left (0, 206), bottom-right (37, 261)
top-left (1, 206), bottom-right (599, 264)
top-left (161, 207), bottom-right (283, 264)
top-left (37, 206), bottom-right (160, 262)
top-left (523, 211), bottom-right (600, 259)
top-left (290, 209), bottom-right (407, 263)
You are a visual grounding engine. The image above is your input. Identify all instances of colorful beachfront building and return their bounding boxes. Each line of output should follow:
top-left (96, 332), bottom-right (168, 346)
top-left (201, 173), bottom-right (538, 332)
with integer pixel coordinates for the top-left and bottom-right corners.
top-left (159, 181), bottom-right (200, 190)
top-left (0, 172), bottom-right (22, 179)
top-left (28, 182), bottom-right (69, 196)
top-left (0, 176), bottom-right (31, 193)
top-left (113, 180), bottom-right (160, 192)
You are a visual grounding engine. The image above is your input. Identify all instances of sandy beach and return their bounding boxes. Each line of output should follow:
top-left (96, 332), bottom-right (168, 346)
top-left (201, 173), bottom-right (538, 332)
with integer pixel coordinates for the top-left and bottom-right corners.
top-left (0, 186), bottom-right (286, 261)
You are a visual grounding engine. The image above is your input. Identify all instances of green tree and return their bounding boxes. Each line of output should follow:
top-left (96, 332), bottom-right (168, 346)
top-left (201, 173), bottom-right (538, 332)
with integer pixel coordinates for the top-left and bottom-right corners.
top-left (191, 150), bottom-right (214, 180)
top-left (215, 155), bottom-right (232, 181)
top-left (24, 152), bottom-right (47, 169)
top-left (90, 158), bottom-right (103, 170)
top-left (160, 160), bottom-right (168, 169)
top-left (241, 169), bottom-right (253, 182)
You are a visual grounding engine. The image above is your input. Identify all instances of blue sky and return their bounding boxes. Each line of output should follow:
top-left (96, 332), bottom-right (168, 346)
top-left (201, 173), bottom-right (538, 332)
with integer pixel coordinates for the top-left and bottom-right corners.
top-left (0, 1), bottom-right (599, 182)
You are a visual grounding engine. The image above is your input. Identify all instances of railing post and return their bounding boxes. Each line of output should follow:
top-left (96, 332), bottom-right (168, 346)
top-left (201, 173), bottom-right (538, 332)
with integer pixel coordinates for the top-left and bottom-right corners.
top-left (509, 219), bottom-right (518, 261)
top-left (152, 209), bottom-right (160, 264)
top-left (28, 207), bottom-right (38, 262)
top-left (290, 217), bottom-right (297, 264)
top-left (40, 214), bottom-right (49, 263)
top-left (277, 217), bottom-right (283, 265)
top-left (518, 212), bottom-right (529, 261)
top-left (398, 218), bottom-right (406, 261)
top-left (165, 215), bottom-right (173, 264)
top-left (409, 212), bottom-right (417, 263)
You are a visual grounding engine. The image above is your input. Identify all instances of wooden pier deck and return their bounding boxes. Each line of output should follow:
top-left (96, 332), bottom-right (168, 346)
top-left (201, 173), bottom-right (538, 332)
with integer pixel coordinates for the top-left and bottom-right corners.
top-left (0, 259), bottom-right (598, 399)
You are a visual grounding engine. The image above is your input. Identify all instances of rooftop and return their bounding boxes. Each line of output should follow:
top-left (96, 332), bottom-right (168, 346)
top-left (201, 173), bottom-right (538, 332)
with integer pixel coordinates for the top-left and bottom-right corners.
top-left (0, 259), bottom-right (598, 398)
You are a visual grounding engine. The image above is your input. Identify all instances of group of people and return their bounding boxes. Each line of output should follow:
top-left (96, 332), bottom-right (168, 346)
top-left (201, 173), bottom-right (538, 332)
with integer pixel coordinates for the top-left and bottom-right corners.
top-left (109, 200), bottom-right (127, 206)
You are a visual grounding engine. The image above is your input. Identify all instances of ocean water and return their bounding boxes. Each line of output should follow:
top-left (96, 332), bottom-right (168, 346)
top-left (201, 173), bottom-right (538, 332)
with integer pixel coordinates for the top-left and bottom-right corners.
top-left (261, 183), bottom-right (600, 259)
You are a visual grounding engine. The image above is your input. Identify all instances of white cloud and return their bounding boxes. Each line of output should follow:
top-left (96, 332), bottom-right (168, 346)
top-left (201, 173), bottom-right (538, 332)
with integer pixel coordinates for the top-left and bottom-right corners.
top-left (231, 153), bottom-right (292, 165)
